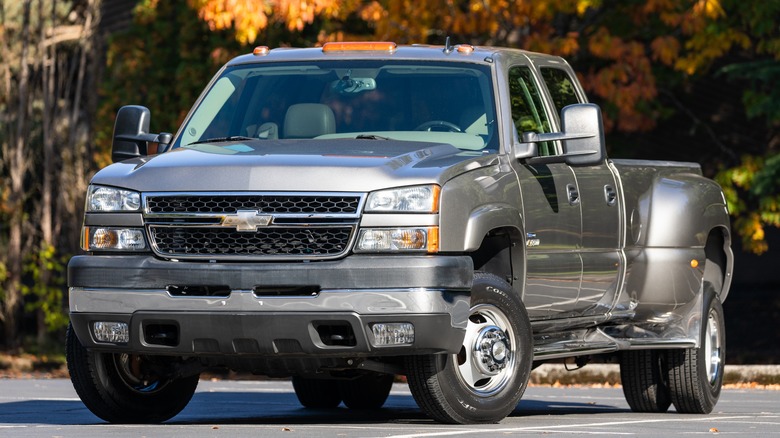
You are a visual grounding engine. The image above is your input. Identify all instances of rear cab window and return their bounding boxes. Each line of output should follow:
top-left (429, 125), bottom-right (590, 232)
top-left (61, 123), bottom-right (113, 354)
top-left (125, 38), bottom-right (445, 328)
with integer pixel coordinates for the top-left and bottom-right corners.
top-left (540, 67), bottom-right (582, 115)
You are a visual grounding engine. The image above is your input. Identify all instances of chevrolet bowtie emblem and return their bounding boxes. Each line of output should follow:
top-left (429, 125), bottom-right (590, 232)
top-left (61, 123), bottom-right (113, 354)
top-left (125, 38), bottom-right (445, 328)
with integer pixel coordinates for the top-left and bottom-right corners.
top-left (221, 210), bottom-right (272, 231)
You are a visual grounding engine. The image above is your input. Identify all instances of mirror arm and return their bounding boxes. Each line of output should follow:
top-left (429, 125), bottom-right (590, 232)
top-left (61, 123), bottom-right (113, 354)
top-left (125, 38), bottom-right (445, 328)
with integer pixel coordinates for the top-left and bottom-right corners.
top-left (525, 155), bottom-right (563, 165)
top-left (523, 131), bottom-right (595, 143)
top-left (114, 133), bottom-right (160, 143)
top-left (114, 132), bottom-right (173, 155)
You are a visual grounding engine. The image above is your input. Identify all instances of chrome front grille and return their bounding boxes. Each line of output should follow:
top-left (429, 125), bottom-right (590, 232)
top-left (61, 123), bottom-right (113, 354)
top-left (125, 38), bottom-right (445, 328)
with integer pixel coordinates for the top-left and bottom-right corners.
top-left (143, 192), bottom-right (363, 260)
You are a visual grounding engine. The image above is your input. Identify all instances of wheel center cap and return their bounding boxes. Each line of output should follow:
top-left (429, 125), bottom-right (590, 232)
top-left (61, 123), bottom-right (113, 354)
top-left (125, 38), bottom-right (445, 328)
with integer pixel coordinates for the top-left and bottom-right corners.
top-left (492, 341), bottom-right (507, 362)
top-left (474, 325), bottom-right (511, 375)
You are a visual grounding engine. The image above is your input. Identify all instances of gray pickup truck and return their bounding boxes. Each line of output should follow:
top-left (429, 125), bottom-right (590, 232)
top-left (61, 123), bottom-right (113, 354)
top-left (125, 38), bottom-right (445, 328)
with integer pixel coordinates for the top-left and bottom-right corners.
top-left (67, 42), bottom-right (734, 424)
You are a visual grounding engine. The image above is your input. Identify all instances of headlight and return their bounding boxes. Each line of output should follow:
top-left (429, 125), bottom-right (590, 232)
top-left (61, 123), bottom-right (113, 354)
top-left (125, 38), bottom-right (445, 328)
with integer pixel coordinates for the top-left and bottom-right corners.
top-left (365, 185), bottom-right (440, 212)
top-left (81, 227), bottom-right (147, 251)
top-left (354, 227), bottom-right (438, 253)
top-left (87, 185), bottom-right (141, 212)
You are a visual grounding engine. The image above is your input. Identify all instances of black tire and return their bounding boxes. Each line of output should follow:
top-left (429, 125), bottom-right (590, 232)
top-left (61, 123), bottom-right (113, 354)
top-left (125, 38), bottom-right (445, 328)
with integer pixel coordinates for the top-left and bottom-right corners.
top-left (405, 272), bottom-right (533, 424)
top-left (620, 350), bottom-right (671, 413)
top-left (665, 290), bottom-right (725, 414)
top-left (66, 323), bottom-right (199, 423)
top-left (292, 376), bottom-right (342, 408)
top-left (340, 373), bottom-right (394, 410)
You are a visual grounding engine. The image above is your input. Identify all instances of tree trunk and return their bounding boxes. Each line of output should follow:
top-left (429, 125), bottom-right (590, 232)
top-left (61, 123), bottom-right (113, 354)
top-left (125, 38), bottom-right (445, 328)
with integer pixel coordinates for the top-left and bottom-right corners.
top-left (35, 0), bottom-right (57, 346)
top-left (3, 0), bottom-right (33, 350)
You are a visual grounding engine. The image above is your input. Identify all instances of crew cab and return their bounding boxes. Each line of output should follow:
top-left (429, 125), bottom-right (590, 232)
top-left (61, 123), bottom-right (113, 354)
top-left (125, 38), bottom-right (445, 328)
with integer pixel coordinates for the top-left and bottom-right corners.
top-left (66, 42), bottom-right (733, 424)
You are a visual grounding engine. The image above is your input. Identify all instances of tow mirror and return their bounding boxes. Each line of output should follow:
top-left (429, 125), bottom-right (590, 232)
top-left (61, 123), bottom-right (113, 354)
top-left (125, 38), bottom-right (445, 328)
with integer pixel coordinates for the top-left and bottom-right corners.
top-left (559, 103), bottom-right (606, 166)
top-left (111, 105), bottom-right (171, 163)
top-left (519, 103), bottom-right (606, 167)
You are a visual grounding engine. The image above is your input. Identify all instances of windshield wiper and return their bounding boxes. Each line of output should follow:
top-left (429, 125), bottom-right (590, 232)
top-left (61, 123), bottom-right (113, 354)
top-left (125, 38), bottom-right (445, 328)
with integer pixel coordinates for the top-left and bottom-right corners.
top-left (356, 134), bottom-right (391, 140)
top-left (188, 136), bottom-right (255, 145)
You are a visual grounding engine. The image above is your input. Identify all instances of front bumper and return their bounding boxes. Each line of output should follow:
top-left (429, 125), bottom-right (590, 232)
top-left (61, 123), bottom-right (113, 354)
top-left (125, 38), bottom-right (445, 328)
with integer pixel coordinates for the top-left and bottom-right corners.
top-left (68, 255), bottom-right (472, 357)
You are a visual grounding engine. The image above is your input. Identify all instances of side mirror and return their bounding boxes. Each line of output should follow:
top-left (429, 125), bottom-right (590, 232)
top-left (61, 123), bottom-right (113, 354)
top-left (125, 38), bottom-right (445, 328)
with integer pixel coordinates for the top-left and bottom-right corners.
top-left (518, 103), bottom-right (607, 167)
top-left (111, 105), bottom-right (167, 163)
top-left (560, 103), bottom-right (606, 166)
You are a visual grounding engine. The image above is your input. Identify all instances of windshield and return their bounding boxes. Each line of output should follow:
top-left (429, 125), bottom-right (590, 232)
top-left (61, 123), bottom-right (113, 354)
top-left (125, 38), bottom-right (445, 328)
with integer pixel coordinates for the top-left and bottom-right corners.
top-left (172, 60), bottom-right (498, 152)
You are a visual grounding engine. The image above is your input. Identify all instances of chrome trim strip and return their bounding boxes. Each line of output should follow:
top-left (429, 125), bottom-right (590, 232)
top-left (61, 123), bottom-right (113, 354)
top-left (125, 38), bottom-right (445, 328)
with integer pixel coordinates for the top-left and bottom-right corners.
top-left (360, 213), bottom-right (439, 227)
top-left (69, 287), bottom-right (471, 329)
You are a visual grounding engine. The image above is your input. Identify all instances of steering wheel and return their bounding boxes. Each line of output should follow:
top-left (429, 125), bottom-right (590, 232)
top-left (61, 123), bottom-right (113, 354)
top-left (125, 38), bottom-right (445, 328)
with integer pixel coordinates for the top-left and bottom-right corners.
top-left (414, 120), bottom-right (463, 132)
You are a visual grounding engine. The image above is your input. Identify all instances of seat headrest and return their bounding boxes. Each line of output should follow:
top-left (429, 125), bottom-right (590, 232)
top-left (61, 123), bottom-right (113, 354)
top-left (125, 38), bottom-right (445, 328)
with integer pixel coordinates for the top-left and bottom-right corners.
top-left (284, 103), bottom-right (336, 138)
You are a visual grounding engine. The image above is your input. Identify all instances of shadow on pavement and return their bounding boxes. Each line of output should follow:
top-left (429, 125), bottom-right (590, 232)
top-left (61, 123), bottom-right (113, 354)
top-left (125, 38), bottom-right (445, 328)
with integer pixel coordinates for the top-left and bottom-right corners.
top-left (0, 391), bottom-right (626, 425)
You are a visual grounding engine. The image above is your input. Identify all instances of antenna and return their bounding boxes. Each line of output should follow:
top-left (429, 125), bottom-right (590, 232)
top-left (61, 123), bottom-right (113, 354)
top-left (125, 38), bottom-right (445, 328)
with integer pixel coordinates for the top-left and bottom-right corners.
top-left (444, 36), bottom-right (453, 54)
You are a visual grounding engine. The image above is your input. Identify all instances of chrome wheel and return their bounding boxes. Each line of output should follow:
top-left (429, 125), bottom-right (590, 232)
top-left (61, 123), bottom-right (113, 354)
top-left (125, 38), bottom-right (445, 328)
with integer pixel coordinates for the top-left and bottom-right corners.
top-left (405, 272), bottom-right (533, 424)
top-left (456, 304), bottom-right (516, 396)
top-left (704, 308), bottom-right (723, 385)
top-left (665, 291), bottom-right (725, 414)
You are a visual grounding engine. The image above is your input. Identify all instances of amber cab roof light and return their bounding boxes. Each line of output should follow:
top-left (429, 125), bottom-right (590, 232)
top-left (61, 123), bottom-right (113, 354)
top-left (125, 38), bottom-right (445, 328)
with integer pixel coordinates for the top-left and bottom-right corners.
top-left (457, 44), bottom-right (475, 54)
top-left (322, 41), bottom-right (397, 53)
top-left (253, 46), bottom-right (270, 56)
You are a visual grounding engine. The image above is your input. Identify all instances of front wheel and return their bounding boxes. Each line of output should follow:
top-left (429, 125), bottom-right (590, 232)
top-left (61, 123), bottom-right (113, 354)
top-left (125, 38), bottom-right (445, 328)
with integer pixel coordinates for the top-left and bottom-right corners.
top-left (405, 272), bottom-right (533, 424)
top-left (66, 323), bottom-right (200, 423)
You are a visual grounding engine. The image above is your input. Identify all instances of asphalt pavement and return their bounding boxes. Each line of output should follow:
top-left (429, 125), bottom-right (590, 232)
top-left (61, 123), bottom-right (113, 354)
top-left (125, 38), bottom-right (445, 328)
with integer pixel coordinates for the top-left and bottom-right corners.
top-left (0, 378), bottom-right (778, 437)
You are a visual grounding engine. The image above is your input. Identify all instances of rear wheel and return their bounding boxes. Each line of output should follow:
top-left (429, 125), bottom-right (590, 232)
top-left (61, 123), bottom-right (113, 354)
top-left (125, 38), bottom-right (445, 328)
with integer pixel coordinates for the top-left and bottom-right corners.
top-left (292, 377), bottom-right (342, 408)
top-left (66, 323), bottom-right (199, 423)
top-left (665, 291), bottom-right (725, 414)
top-left (340, 373), bottom-right (394, 410)
top-left (620, 350), bottom-right (671, 412)
top-left (405, 272), bottom-right (533, 424)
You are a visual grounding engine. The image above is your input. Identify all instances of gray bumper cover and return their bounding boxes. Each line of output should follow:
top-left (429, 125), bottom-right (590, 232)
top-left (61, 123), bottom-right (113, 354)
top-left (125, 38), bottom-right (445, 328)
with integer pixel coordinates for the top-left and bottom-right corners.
top-left (68, 254), bottom-right (473, 357)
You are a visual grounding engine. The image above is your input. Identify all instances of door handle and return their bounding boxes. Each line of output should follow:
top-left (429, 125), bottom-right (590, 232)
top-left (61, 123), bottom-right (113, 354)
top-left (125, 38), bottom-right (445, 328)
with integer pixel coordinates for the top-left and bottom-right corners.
top-left (566, 184), bottom-right (580, 206)
top-left (604, 185), bottom-right (617, 206)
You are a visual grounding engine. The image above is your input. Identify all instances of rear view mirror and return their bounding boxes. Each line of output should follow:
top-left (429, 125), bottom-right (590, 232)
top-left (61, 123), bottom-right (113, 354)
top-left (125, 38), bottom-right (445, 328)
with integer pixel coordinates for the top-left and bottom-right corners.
top-left (520, 103), bottom-right (606, 167)
top-left (560, 103), bottom-right (606, 166)
top-left (111, 105), bottom-right (170, 163)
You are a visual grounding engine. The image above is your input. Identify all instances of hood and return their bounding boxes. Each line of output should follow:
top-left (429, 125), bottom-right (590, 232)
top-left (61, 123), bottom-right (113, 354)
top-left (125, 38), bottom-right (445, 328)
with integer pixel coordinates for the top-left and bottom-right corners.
top-left (92, 139), bottom-right (497, 192)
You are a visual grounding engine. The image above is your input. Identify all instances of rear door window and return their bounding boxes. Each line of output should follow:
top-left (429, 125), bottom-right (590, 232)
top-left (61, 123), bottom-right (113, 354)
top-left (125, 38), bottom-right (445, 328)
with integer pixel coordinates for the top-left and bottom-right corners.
top-left (540, 68), bottom-right (581, 114)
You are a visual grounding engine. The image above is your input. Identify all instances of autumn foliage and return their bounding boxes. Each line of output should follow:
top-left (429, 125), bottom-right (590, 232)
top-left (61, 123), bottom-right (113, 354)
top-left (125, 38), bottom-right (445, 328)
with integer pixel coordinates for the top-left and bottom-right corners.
top-left (103, 0), bottom-right (780, 256)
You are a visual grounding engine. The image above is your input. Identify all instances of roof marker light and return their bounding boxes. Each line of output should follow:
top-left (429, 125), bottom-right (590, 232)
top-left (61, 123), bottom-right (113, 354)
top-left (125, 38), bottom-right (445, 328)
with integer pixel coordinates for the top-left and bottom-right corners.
top-left (253, 46), bottom-right (270, 56)
top-left (322, 41), bottom-right (397, 53)
top-left (457, 45), bottom-right (475, 54)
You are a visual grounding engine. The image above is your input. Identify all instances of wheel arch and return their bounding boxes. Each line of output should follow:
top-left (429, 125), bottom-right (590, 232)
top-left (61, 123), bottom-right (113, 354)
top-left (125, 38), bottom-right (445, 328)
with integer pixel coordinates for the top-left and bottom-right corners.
top-left (704, 225), bottom-right (733, 302)
top-left (470, 226), bottom-right (525, 287)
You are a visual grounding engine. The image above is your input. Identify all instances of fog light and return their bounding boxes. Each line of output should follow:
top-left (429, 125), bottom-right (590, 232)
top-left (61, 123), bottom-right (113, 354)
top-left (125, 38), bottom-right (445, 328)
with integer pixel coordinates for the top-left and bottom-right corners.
top-left (370, 322), bottom-right (414, 346)
top-left (93, 321), bottom-right (129, 343)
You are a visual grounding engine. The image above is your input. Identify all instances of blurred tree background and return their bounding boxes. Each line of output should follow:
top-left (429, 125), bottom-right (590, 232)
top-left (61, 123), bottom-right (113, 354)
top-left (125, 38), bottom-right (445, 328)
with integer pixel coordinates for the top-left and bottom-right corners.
top-left (0, 0), bottom-right (777, 360)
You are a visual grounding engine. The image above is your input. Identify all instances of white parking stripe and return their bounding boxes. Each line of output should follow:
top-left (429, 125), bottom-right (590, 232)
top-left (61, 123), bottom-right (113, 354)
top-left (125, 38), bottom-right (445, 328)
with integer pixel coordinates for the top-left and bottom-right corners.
top-left (379, 415), bottom-right (756, 438)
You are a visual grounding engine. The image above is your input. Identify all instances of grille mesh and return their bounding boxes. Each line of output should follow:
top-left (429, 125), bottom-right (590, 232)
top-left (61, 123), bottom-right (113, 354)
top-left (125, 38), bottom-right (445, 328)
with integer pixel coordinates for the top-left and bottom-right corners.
top-left (150, 226), bottom-right (352, 257)
top-left (146, 195), bottom-right (360, 215)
